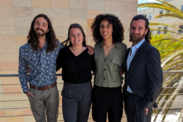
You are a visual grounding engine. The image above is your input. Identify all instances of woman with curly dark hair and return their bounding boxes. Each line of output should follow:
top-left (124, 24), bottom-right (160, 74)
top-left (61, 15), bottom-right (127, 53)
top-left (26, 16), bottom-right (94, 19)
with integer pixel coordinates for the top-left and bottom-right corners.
top-left (91, 14), bottom-right (127, 122)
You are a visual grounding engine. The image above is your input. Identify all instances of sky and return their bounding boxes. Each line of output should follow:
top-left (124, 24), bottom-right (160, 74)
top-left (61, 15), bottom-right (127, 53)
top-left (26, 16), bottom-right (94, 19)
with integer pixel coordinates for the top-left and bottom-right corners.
top-left (138, 0), bottom-right (158, 11)
top-left (138, 0), bottom-right (157, 4)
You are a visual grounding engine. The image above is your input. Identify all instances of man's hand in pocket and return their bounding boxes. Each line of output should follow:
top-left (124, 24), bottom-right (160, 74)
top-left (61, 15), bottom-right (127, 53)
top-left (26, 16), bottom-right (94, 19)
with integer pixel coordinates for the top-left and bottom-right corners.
top-left (25, 91), bottom-right (34, 97)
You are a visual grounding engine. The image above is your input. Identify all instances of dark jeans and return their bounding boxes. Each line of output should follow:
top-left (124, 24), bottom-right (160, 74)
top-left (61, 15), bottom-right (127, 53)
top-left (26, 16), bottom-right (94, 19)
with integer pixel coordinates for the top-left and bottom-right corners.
top-left (62, 82), bottom-right (92, 122)
top-left (124, 94), bottom-right (152, 122)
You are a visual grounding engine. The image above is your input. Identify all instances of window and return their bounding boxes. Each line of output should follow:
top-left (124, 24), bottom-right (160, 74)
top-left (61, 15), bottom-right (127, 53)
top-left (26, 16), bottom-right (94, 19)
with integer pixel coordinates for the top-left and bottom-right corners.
top-left (149, 13), bottom-right (152, 20)
top-left (166, 10), bottom-right (170, 13)
top-left (159, 10), bottom-right (163, 18)
top-left (164, 27), bottom-right (168, 34)
top-left (178, 25), bottom-right (183, 33)
top-left (181, 5), bottom-right (183, 12)
top-left (157, 27), bottom-right (161, 34)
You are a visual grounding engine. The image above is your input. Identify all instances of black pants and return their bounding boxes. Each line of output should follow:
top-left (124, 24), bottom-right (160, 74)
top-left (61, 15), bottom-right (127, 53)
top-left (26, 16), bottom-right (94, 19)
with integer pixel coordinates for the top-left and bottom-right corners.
top-left (124, 94), bottom-right (152, 122)
top-left (92, 85), bottom-right (123, 122)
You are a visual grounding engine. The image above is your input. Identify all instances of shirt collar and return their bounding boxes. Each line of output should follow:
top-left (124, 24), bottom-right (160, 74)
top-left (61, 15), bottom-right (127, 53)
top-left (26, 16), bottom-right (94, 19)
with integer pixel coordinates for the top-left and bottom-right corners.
top-left (38, 39), bottom-right (47, 51)
top-left (131, 39), bottom-right (145, 50)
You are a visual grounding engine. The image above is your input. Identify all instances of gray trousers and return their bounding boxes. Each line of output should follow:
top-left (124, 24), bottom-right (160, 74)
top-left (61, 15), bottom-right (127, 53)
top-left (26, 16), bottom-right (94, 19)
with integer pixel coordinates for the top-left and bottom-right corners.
top-left (62, 82), bottom-right (92, 122)
top-left (28, 85), bottom-right (59, 122)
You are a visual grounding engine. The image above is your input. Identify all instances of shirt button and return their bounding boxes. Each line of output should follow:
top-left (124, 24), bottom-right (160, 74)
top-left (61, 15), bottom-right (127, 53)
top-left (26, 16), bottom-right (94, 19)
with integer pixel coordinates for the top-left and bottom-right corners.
top-left (104, 78), bottom-right (105, 80)
top-left (104, 69), bottom-right (106, 71)
top-left (104, 59), bottom-right (106, 61)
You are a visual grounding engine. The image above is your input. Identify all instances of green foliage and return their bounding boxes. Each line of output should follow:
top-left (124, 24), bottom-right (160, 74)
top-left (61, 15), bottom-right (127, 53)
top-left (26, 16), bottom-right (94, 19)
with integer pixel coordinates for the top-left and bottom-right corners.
top-left (150, 33), bottom-right (183, 122)
top-left (151, 33), bottom-right (183, 58)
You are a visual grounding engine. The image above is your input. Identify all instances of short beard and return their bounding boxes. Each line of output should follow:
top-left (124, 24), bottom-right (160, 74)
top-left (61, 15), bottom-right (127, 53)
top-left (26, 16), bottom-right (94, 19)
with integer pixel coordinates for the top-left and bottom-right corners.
top-left (130, 33), bottom-right (145, 43)
top-left (35, 28), bottom-right (47, 37)
top-left (36, 32), bottom-right (47, 37)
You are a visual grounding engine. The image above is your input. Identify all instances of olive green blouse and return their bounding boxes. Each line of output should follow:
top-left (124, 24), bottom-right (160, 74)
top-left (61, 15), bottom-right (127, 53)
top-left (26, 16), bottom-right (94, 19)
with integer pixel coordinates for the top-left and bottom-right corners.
top-left (94, 42), bottom-right (127, 88)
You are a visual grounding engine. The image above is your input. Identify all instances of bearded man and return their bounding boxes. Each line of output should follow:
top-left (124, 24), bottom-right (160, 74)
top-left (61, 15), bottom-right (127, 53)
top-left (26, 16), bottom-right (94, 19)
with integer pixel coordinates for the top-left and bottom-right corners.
top-left (18, 14), bottom-right (63, 122)
top-left (123, 15), bottom-right (163, 122)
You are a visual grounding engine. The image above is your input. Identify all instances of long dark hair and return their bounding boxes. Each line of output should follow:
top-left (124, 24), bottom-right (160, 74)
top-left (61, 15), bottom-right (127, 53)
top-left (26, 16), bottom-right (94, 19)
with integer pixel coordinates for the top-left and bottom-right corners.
top-left (27, 14), bottom-right (58, 53)
top-left (130, 15), bottom-right (151, 43)
top-left (63, 23), bottom-right (86, 46)
top-left (91, 14), bottom-right (124, 44)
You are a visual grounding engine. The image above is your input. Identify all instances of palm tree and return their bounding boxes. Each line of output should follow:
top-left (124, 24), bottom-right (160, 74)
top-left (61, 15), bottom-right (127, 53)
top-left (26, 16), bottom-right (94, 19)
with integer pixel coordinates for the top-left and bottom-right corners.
top-left (139, 0), bottom-right (183, 121)
top-left (139, 0), bottom-right (183, 38)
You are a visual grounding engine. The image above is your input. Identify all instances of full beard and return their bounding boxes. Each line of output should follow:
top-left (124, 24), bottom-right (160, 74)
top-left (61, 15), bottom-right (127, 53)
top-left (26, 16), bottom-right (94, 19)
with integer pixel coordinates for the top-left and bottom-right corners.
top-left (130, 33), bottom-right (145, 43)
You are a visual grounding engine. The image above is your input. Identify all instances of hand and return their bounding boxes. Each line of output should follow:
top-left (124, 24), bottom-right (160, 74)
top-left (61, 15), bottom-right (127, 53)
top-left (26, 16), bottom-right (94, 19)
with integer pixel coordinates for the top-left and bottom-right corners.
top-left (27, 66), bottom-right (30, 73)
top-left (25, 91), bottom-right (34, 97)
top-left (144, 108), bottom-right (148, 115)
top-left (86, 45), bottom-right (94, 55)
top-left (120, 70), bottom-right (123, 75)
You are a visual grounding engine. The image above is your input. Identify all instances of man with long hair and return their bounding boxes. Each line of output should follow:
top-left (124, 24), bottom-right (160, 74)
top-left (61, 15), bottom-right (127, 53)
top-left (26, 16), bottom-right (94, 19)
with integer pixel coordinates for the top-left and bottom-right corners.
top-left (18, 14), bottom-right (63, 122)
top-left (123, 15), bottom-right (163, 122)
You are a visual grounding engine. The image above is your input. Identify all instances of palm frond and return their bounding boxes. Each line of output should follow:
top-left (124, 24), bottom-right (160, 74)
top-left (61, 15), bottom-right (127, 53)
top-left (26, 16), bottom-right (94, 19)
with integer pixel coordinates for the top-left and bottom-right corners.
top-left (161, 50), bottom-right (183, 67)
top-left (150, 22), bottom-right (183, 31)
top-left (154, 76), bottom-right (179, 121)
top-left (138, 3), bottom-right (182, 16)
top-left (155, 13), bottom-right (183, 20)
top-left (161, 78), bottom-right (183, 121)
top-left (150, 28), bottom-right (183, 35)
top-left (161, 50), bottom-right (183, 61)
top-left (156, 0), bottom-right (181, 13)
top-left (151, 38), bottom-right (183, 44)
top-left (177, 108), bottom-right (183, 122)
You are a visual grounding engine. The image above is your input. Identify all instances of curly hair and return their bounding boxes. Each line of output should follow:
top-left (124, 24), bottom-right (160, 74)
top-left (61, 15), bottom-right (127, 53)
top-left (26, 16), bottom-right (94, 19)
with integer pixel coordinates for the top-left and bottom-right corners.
top-left (130, 15), bottom-right (151, 44)
top-left (27, 14), bottom-right (58, 53)
top-left (62, 23), bottom-right (86, 47)
top-left (91, 14), bottom-right (124, 44)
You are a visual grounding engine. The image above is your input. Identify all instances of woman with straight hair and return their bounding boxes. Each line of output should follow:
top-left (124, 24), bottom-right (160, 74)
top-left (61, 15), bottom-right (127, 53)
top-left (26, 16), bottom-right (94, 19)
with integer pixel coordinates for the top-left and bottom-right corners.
top-left (56, 23), bottom-right (95, 122)
top-left (91, 14), bottom-right (127, 122)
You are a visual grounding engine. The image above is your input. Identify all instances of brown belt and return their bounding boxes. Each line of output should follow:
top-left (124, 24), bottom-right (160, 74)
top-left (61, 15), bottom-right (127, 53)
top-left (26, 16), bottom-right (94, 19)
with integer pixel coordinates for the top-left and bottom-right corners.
top-left (30, 82), bottom-right (56, 90)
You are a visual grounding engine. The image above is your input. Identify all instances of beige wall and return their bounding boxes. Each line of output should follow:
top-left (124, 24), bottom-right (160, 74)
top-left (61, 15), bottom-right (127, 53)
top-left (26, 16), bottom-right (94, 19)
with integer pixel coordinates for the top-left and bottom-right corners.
top-left (0, 0), bottom-right (138, 122)
top-left (138, 0), bottom-right (183, 36)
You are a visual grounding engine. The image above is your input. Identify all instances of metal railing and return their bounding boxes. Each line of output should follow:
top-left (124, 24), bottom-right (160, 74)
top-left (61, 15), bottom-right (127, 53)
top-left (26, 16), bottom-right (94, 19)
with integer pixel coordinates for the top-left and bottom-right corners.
top-left (0, 71), bottom-right (183, 122)
top-left (0, 73), bottom-right (98, 121)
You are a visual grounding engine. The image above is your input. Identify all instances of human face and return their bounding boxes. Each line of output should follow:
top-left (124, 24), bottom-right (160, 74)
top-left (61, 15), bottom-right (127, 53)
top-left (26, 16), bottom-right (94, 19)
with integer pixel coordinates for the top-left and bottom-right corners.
top-left (34, 17), bottom-right (49, 37)
top-left (69, 28), bottom-right (84, 47)
top-left (99, 20), bottom-right (113, 41)
top-left (130, 19), bottom-right (148, 45)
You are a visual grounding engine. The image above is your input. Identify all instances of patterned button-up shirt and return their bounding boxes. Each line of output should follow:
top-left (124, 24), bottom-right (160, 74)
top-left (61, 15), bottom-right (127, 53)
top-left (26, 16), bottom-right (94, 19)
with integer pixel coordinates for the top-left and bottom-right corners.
top-left (18, 40), bottom-right (64, 93)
